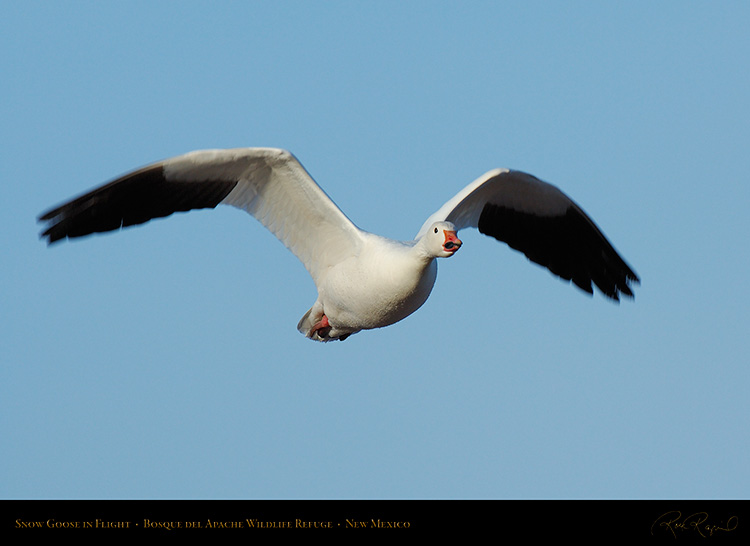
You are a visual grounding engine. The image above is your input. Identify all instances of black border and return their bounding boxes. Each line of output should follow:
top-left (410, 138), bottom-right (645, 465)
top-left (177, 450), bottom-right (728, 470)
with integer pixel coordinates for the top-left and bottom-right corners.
top-left (4, 500), bottom-right (748, 540)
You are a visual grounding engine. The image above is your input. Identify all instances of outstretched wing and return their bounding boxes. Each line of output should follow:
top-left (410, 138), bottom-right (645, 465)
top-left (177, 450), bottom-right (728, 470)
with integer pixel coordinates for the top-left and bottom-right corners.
top-left (38, 148), bottom-right (363, 284)
top-left (416, 169), bottom-right (639, 300)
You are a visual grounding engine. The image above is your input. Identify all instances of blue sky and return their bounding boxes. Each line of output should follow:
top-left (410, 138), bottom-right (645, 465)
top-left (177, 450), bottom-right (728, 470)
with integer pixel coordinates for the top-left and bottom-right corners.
top-left (2, 1), bottom-right (748, 499)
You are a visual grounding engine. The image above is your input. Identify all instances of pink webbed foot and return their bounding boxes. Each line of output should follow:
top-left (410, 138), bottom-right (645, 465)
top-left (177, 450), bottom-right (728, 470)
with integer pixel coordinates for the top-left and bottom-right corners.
top-left (309, 314), bottom-right (331, 339)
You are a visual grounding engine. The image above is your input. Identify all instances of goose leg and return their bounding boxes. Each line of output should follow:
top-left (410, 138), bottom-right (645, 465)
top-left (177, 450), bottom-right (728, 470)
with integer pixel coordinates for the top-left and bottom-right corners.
top-left (310, 314), bottom-right (331, 338)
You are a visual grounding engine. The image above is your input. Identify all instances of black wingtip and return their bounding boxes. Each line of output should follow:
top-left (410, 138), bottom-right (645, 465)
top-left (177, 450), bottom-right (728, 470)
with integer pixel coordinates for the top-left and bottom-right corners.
top-left (478, 201), bottom-right (640, 302)
top-left (37, 164), bottom-right (238, 245)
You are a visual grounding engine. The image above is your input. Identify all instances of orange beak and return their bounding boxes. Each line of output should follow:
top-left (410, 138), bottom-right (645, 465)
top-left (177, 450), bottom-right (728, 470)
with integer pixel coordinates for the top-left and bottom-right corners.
top-left (443, 230), bottom-right (462, 253)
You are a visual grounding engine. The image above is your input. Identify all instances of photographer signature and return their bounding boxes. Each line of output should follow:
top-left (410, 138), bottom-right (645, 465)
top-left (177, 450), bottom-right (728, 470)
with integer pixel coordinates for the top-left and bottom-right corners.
top-left (651, 511), bottom-right (738, 538)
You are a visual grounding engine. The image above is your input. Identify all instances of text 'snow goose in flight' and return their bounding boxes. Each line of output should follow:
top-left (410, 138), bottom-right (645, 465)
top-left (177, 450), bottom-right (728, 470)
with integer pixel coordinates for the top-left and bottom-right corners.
top-left (38, 148), bottom-right (639, 341)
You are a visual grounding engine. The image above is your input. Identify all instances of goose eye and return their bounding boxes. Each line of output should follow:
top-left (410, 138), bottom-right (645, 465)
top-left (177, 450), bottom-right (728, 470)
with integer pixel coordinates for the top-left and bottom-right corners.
top-left (434, 227), bottom-right (438, 233)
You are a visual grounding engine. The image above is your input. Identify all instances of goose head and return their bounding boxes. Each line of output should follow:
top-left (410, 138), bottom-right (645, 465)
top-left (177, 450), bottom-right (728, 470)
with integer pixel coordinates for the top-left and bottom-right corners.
top-left (421, 221), bottom-right (462, 258)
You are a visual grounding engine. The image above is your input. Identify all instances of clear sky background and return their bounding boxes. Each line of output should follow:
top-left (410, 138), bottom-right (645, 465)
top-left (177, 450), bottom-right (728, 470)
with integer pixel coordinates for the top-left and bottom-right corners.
top-left (2, 2), bottom-right (748, 499)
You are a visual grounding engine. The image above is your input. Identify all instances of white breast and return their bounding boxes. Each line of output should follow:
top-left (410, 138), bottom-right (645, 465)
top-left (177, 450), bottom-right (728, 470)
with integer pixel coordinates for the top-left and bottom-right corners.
top-left (316, 234), bottom-right (438, 333)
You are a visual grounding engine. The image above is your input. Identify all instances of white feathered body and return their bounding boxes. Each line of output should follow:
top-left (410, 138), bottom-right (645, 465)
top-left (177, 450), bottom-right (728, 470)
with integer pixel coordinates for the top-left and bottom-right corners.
top-left (297, 233), bottom-right (438, 340)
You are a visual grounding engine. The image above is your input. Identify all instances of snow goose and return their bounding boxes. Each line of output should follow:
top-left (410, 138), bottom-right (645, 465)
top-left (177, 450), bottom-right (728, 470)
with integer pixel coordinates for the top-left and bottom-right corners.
top-left (38, 148), bottom-right (639, 341)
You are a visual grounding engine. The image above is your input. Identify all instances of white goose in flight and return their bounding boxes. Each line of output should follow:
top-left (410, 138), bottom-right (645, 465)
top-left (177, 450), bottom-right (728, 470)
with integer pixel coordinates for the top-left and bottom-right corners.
top-left (38, 148), bottom-right (639, 341)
